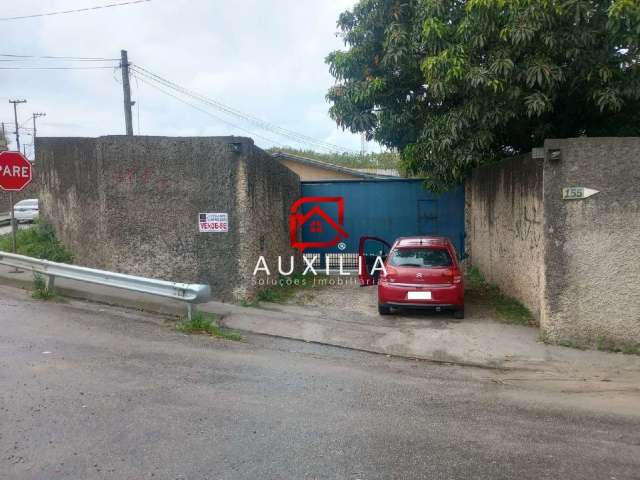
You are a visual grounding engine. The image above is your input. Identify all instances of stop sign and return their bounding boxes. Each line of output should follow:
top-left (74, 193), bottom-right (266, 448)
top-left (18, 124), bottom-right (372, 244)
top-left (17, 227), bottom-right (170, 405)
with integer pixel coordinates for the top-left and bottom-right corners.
top-left (0, 151), bottom-right (32, 192)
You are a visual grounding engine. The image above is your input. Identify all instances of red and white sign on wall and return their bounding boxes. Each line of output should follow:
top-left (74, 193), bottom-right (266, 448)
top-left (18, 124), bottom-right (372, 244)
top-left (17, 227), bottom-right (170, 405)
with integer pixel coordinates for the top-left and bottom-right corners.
top-left (0, 151), bottom-right (32, 192)
top-left (199, 212), bottom-right (229, 233)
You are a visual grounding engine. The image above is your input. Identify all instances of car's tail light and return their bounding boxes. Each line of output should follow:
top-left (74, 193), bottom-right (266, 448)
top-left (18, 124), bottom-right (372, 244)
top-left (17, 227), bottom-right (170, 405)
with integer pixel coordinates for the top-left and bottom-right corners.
top-left (380, 266), bottom-right (397, 283)
top-left (452, 268), bottom-right (462, 284)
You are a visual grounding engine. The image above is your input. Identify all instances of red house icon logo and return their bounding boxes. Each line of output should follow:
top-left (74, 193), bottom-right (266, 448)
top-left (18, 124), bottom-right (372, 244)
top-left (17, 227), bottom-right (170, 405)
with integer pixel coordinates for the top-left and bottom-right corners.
top-left (290, 197), bottom-right (348, 252)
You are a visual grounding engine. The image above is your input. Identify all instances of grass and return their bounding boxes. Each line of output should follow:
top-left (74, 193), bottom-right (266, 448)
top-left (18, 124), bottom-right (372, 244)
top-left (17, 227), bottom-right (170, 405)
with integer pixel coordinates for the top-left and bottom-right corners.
top-left (595, 336), bottom-right (640, 355)
top-left (176, 312), bottom-right (243, 341)
top-left (465, 266), bottom-right (535, 326)
top-left (31, 272), bottom-right (58, 301)
top-left (557, 339), bottom-right (585, 350)
top-left (0, 222), bottom-right (73, 263)
top-left (251, 272), bottom-right (328, 304)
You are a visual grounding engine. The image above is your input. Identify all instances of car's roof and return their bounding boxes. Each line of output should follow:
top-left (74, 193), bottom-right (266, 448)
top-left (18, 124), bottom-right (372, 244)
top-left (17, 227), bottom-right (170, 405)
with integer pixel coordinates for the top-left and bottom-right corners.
top-left (15, 198), bottom-right (38, 205)
top-left (393, 236), bottom-right (451, 248)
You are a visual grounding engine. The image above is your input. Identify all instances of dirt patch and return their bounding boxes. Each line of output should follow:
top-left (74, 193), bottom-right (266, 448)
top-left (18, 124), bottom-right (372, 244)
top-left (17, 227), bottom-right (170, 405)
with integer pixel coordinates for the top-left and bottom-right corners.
top-left (285, 278), bottom-right (500, 323)
top-left (288, 279), bottom-right (377, 315)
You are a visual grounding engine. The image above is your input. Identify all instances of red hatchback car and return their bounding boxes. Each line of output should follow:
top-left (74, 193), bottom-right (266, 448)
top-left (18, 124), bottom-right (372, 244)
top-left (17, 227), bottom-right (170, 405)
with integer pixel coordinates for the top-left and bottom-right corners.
top-left (359, 236), bottom-right (464, 318)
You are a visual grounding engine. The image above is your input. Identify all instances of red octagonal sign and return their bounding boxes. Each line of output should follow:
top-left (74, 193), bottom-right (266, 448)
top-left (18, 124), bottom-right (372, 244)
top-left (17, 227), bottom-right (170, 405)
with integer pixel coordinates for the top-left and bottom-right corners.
top-left (0, 151), bottom-right (32, 192)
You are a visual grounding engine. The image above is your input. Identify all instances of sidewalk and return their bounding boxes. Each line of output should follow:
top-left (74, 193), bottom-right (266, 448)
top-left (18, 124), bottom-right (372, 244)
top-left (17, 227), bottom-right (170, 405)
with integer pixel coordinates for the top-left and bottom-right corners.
top-left (2, 264), bottom-right (640, 379)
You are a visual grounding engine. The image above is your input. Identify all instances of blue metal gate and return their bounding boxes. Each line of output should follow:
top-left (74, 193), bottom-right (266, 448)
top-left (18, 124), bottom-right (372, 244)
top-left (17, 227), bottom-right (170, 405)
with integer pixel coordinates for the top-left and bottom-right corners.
top-left (299, 179), bottom-right (465, 264)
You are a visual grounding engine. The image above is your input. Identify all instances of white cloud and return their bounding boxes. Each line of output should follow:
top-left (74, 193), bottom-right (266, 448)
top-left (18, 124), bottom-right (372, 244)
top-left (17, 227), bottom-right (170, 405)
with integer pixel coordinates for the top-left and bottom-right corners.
top-left (1, 0), bottom-right (372, 156)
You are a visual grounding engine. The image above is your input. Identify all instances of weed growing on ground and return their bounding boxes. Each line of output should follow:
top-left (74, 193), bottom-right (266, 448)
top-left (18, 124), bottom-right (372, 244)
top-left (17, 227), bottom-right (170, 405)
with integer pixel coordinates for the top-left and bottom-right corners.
top-left (558, 339), bottom-right (584, 350)
top-left (595, 335), bottom-right (640, 355)
top-left (540, 334), bottom-right (640, 355)
top-left (31, 273), bottom-right (57, 300)
top-left (0, 223), bottom-right (73, 263)
top-left (253, 272), bottom-right (329, 304)
top-left (176, 312), bottom-right (242, 341)
top-left (465, 267), bottom-right (535, 326)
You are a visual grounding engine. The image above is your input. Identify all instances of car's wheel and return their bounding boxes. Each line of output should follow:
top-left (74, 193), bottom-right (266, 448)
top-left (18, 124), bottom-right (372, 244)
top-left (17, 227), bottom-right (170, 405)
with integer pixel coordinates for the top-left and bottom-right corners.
top-left (453, 308), bottom-right (464, 319)
top-left (378, 304), bottom-right (391, 316)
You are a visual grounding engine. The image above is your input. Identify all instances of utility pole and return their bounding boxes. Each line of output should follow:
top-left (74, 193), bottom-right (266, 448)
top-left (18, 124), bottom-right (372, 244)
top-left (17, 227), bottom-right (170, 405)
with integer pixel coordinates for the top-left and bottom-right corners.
top-left (10, 99), bottom-right (27, 151)
top-left (8, 99), bottom-right (27, 256)
top-left (120, 50), bottom-right (134, 136)
top-left (32, 112), bottom-right (46, 160)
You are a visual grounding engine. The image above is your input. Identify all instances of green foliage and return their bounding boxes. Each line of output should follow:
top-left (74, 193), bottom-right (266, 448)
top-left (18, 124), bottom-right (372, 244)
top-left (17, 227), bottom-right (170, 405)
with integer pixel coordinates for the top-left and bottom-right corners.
top-left (596, 335), bottom-right (640, 355)
top-left (465, 266), bottom-right (535, 326)
top-left (0, 223), bottom-right (73, 263)
top-left (31, 272), bottom-right (56, 301)
top-left (268, 147), bottom-right (400, 170)
top-left (326, 0), bottom-right (640, 189)
top-left (254, 272), bottom-right (327, 304)
top-left (176, 312), bottom-right (243, 341)
top-left (558, 339), bottom-right (584, 350)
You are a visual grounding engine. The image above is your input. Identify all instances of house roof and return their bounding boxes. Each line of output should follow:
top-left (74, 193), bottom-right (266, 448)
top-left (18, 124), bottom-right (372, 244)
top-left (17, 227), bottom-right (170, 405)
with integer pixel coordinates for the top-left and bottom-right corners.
top-left (271, 151), bottom-right (399, 179)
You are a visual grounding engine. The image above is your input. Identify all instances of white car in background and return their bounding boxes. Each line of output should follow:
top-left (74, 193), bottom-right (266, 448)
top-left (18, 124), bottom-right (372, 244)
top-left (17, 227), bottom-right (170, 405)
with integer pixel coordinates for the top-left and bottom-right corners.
top-left (13, 199), bottom-right (39, 223)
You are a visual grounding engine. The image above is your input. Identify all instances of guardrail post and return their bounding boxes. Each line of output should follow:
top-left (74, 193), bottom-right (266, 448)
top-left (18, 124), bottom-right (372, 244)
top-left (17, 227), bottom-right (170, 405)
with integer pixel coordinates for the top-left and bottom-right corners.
top-left (187, 303), bottom-right (194, 321)
top-left (47, 275), bottom-right (56, 293)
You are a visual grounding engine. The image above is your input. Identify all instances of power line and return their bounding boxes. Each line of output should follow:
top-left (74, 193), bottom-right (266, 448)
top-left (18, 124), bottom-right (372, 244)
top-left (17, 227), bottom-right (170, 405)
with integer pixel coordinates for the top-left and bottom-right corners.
top-left (131, 71), bottom-right (287, 147)
top-left (0, 55), bottom-right (118, 61)
top-left (0, 0), bottom-right (152, 21)
top-left (132, 64), bottom-right (355, 153)
top-left (130, 64), bottom-right (356, 154)
top-left (0, 66), bottom-right (116, 70)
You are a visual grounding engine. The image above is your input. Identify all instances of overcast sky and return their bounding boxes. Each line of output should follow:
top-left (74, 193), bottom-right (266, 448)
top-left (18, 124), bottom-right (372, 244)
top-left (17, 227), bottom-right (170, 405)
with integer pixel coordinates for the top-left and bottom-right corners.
top-left (1, 0), bottom-right (372, 157)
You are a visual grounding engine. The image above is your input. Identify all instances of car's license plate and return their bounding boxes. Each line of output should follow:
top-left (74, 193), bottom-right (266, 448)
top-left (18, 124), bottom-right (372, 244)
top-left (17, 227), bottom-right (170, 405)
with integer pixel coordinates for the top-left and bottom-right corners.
top-left (407, 291), bottom-right (431, 300)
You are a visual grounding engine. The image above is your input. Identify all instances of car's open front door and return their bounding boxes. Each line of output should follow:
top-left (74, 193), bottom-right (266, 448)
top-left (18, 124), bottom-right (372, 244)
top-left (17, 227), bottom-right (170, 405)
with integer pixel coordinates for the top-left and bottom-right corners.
top-left (358, 236), bottom-right (391, 286)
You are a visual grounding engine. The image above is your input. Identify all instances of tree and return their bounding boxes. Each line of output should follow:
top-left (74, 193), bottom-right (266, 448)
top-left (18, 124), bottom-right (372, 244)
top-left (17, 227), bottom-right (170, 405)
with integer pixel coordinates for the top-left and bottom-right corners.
top-left (326, 0), bottom-right (640, 189)
top-left (267, 147), bottom-right (400, 169)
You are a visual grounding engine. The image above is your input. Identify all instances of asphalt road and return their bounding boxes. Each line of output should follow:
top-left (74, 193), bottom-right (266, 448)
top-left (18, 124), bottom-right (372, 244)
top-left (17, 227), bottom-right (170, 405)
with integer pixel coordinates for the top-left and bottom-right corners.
top-left (1, 285), bottom-right (639, 480)
top-left (0, 222), bottom-right (31, 236)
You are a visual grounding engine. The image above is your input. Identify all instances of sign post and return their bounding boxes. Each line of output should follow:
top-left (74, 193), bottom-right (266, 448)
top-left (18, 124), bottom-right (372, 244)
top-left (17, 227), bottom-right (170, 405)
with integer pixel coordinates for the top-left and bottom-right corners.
top-left (0, 151), bottom-right (33, 254)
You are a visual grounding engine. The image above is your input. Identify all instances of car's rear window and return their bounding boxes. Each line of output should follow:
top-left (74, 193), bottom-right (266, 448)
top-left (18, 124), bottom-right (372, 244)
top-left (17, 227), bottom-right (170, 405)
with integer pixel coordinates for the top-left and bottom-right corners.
top-left (389, 248), bottom-right (452, 268)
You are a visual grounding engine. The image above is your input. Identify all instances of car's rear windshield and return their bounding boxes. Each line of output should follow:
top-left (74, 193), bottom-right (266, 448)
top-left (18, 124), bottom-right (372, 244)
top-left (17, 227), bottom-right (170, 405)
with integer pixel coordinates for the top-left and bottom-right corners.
top-left (388, 247), bottom-right (453, 268)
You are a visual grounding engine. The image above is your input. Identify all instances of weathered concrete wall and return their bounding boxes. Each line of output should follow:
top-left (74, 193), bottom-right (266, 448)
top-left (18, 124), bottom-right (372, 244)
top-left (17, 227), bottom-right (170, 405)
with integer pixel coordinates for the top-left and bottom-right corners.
top-left (235, 145), bottom-right (301, 297)
top-left (466, 154), bottom-right (544, 318)
top-left (541, 138), bottom-right (640, 347)
top-left (37, 136), bottom-right (300, 301)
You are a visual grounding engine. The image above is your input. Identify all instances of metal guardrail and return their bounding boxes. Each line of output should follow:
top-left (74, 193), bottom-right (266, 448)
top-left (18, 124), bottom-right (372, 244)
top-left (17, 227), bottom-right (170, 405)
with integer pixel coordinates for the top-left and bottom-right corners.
top-left (0, 251), bottom-right (211, 319)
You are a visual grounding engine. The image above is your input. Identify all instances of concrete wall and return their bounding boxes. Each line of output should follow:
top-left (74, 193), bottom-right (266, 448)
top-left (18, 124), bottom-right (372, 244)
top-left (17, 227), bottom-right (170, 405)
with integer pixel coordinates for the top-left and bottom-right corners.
top-left (466, 154), bottom-right (544, 318)
top-left (467, 137), bottom-right (640, 348)
top-left (541, 138), bottom-right (640, 346)
top-left (37, 136), bottom-right (300, 301)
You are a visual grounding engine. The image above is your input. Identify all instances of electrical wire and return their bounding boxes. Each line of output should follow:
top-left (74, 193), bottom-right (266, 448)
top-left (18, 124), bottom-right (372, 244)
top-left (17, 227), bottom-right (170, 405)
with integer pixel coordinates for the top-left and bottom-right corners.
top-left (131, 71), bottom-right (287, 148)
top-left (130, 64), bottom-right (356, 154)
top-left (132, 64), bottom-right (354, 153)
top-left (0, 0), bottom-right (152, 21)
top-left (0, 66), bottom-right (116, 70)
top-left (0, 57), bottom-right (118, 62)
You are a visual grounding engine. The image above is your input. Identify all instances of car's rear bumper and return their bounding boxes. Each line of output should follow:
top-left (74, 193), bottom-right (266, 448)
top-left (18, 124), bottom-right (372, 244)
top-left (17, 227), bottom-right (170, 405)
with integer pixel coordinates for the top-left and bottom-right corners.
top-left (384, 302), bottom-right (459, 310)
top-left (378, 282), bottom-right (463, 308)
top-left (14, 211), bottom-right (39, 222)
